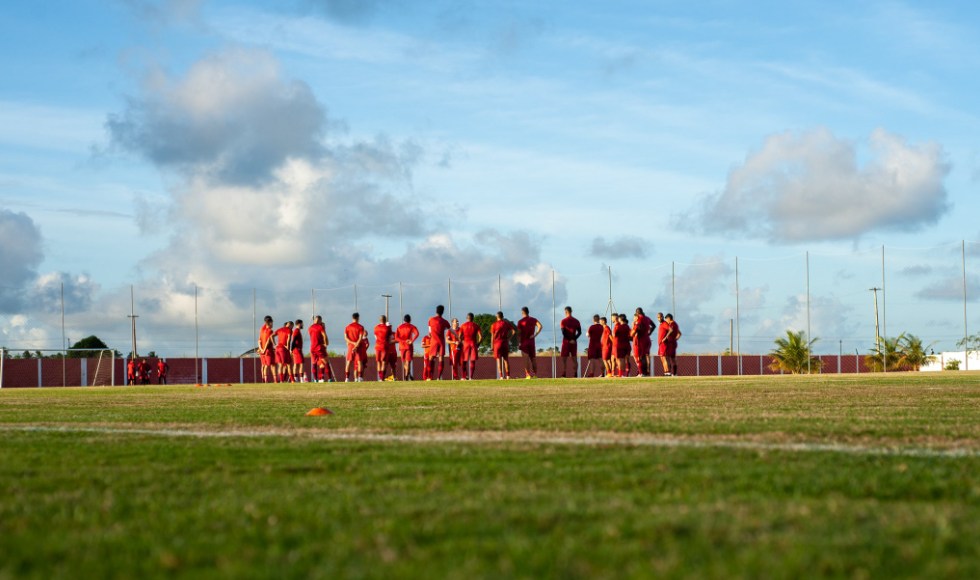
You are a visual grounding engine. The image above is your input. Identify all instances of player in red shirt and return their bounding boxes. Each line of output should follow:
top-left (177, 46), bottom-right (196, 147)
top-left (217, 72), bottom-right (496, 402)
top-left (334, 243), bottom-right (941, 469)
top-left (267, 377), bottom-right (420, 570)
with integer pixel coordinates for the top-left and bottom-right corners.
top-left (585, 315), bottom-right (603, 378)
top-left (633, 307), bottom-right (655, 376)
top-left (374, 315), bottom-right (395, 382)
top-left (458, 313), bottom-right (483, 380)
top-left (258, 316), bottom-right (276, 383)
top-left (600, 317), bottom-right (613, 377)
top-left (126, 359), bottom-right (136, 385)
top-left (291, 319), bottom-right (306, 382)
top-left (426, 305), bottom-right (457, 381)
top-left (490, 311), bottom-right (515, 379)
top-left (137, 359), bottom-right (150, 385)
top-left (274, 321), bottom-right (295, 383)
top-left (420, 334), bottom-right (431, 380)
top-left (385, 321), bottom-right (398, 380)
top-left (613, 314), bottom-right (631, 377)
top-left (395, 314), bottom-right (420, 381)
top-left (516, 306), bottom-right (542, 379)
top-left (449, 318), bottom-right (464, 380)
top-left (658, 313), bottom-right (681, 376)
top-left (157, 359), bottom-right (169, 385)
top-left (559, 306), bottom-right (582, 378)
top-left (344, 313), bottom-right (367, 382)
top-left (308, 315), bottom-right (332, 383)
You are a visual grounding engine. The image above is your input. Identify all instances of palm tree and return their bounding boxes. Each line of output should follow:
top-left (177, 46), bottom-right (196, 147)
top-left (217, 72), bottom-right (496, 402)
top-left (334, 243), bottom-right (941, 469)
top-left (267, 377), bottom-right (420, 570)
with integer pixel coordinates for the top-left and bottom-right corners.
top-left (865, 334), bottom-right (905, 372)
top-left (896, 334), bottom-right (937, 371)
top-left (769, 330), bottom-right (822, 374)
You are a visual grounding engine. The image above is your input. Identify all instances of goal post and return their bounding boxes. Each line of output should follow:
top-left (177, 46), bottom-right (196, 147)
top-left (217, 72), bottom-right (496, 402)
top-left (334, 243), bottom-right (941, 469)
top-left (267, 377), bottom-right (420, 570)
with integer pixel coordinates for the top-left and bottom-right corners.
top-left (0, 348), bottom-right (116, 388)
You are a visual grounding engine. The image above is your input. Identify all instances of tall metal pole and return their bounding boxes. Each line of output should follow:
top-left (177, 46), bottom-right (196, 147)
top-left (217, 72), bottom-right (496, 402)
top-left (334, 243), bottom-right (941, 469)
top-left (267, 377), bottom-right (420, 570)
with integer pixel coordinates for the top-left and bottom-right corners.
top-left (881, 245), bottom-right (886, 374)
top-left (806, 251), bottom-right (811, 375)
top-left (381, 294), bottom-right (392, 320)
top-left (311, 289), bottom-right (316, 321)
top-left (194, 285), bottom-right (199, 382)
top-left (498, 274), bottom-right (502, 312)
top-left (61, 282), bottom-right (66, 387)
top-left (729, 319), bottom-right (733, 355)
top-left (671, 261), bottom-right (675, 315)
top-left (130, 285), bottom-right (137, 359)
top-left (552, 270), bottom-right (557, 378)
top-left (870, 287), bottom-right (881, 371)
top-left (963, 240), bottom-right (969, 371)
top-left (735, 257), bottom-right (741, 375)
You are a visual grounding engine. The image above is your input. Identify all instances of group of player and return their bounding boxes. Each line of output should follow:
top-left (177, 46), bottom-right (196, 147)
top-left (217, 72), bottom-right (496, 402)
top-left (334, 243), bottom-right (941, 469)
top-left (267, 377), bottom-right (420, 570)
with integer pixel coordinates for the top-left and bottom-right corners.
top-left (257, 304), bottom-right (681, 382)
top-left (126, 358), bottom-right (169, 385)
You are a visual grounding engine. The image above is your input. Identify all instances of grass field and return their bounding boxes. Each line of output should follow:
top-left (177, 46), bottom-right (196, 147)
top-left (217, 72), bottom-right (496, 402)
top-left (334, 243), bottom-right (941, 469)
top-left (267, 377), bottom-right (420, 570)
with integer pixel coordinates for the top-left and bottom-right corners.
top-left (2, 373), bottom-right (980, 579)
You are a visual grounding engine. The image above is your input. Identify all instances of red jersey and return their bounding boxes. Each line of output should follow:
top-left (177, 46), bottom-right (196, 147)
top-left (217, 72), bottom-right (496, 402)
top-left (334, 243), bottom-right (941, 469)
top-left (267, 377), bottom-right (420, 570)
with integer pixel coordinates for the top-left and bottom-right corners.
top-left (157, 361), bottom-right (168, 376)
top-left (601, 325), bottom-right (612, 346)
top-left (345, 322), bottom-right (366, 346)
top-left (639, 315), bottom-right (655, 340)
top-left (259, 325), bottom-right (274, 353)
top-left (560, 316), bottom-right (581, 343)
top-left (396, 323), bottom-right (419, 347)
top-left (428, 316), bottom-right (455, 347)
top-left (658, 321), bottom-right (670, 342)
top-left (587, 324), bottom-right (603, 350)
top-left (459, 321), bottom-right (481, 344)
top-left (275, 326), bottom-right (292, 349)
top-left (291, 328), bottom-right (303, 351)
top-left (137, 362), bottom-right (149, 376)
top-left (421, 336), bottom-right (431, 350)
top-left (127, 361), bottom-right (135, 376)
top-left (613, 323), bottom-right (631, 346)
top-left (517, 317), bottom-right (539, 342)
top-left (386, 325), bottom-right (397, 354)
top-left (374, 323), bottom-right (393, 351)
top-left (309, 323), bottom-right (326, 350)
top-left (662, 321), bottom-right (680, 342)
top-left (491, 319), bottom-right (515, 344)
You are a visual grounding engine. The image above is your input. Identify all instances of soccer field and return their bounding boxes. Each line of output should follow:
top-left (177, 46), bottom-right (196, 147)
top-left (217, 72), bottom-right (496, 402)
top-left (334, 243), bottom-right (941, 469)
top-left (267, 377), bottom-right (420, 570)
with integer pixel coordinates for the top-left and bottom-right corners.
top-left (2, 374), bottom-right (980, 579)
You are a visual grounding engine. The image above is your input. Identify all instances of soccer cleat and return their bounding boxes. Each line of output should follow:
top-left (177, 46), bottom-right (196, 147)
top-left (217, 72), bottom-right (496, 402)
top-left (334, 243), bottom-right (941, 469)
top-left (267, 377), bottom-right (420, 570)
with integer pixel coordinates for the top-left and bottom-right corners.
top-left (345, 378), bottom-right (349, 382)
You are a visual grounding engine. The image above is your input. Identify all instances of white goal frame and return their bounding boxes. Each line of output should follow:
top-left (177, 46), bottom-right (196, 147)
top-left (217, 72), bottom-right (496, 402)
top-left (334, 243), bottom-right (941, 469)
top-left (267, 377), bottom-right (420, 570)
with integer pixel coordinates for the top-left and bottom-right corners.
top-left (0, 348), bottom-right (116, 389)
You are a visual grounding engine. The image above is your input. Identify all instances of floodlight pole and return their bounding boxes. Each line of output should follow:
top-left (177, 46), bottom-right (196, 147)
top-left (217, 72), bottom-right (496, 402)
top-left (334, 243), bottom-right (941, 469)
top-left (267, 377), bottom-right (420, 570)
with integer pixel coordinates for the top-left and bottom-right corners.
top-left (61, 282), bottom-right (66, 387)
top-left (381, 294), bottom-right (393, 320)
top-left (881, 246), bottom-right (886, 374)
top-left (552, 270), bottom-right (557, 378)
top-left (735, 257), bottom-right (741, 376)
top-left (127, 284), bottom-right (139, 361)
top-left (806, 251), bottom-right (811, 375)
top-left (869, 287), bottom-right (881, 371)
top-left (963, 240), bottom-right (969, 371)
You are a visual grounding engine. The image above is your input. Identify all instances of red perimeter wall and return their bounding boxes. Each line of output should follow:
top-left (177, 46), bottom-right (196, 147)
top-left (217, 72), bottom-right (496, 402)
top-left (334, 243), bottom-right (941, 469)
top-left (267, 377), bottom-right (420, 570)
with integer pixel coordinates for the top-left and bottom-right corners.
top-left (1, 355), bottom-right (878, 388)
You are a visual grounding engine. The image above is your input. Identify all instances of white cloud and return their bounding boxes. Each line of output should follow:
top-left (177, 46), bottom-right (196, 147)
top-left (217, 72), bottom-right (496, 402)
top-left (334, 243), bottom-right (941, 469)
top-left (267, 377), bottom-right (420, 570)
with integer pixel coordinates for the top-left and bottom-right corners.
top-left (687, 127), bottom-right (951, 242)
top-left (0, 208), bottom-right (44, 287)
top-left (589, 236), bottom-right (649, 259)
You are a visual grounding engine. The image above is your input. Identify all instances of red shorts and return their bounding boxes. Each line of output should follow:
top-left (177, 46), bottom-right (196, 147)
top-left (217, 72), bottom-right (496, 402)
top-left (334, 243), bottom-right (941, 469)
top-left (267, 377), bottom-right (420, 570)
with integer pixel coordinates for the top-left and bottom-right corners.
top-left (428, 340), bottom-right (445, 357)
top-left (291, 349), bottom-right (303, 365)
top-left (375, 349), bottom-right (388, 364)
top-left (462, 343), bottom-right (479, 362)
top-left (519, 340), bottom-right (535, 356)
top-left (260, 351), bottom-right (274, 366)
top-left (311, 349), bottom-right (325, 367)
top-left (493, 341), bottom-right (509, 358)
top-left (560, 340), bottom-right (577, 357)
top-left (601, 345), bottom-right (612, 361)
top-left (615, 344), bottom-right (630, 358)
top-left (587, 344), bottom-right (601, 359)
top-left (387, 348), bottom-right (397, 365)
top-left (633, 341), bottom-right (645, 358)
top-left (275, 347), bottom-right (289, 365)
top-left (346, 345), bottom-right (367, 362)
top-left (659, 341), bottom-right (677, 357)
top-left (400, 344), bottom-right (414, 361)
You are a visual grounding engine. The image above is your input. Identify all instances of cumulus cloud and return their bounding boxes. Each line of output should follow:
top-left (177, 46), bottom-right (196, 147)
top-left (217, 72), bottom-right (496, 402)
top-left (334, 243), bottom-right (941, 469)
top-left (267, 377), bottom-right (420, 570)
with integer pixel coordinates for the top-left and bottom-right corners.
top-left (687, 128), bottom-right (950, 242)
top-left (107, 47), bottom-right (327, 184)
top-left (914, 276), bottom-right (980, 302)
top-left (589, 236), bottom-right (649, 259)
top-left (0, 208), bottom-right (44, 287)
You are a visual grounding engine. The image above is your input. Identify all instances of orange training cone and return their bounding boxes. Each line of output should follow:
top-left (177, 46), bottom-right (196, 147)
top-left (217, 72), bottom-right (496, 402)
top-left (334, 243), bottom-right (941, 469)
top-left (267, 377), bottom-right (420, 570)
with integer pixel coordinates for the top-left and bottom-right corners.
top-left (306, 407), bottom-right (334, 416)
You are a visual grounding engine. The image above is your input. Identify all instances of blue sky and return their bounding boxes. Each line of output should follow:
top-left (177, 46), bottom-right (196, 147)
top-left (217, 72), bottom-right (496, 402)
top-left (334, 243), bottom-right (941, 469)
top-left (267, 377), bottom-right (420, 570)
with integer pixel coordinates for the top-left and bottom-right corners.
top-left (2, 0), bottom-right (980, 354)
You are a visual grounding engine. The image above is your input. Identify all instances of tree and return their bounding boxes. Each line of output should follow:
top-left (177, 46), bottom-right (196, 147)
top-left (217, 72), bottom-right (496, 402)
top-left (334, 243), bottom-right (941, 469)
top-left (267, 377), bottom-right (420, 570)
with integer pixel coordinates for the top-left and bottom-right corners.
top-left (769, 330), bottom-right (822, 374)
top-left (956, 332), bottom-right (980, 356)
top-left (472, 313), bottom-right (518, 354)
top-left (865, 334), bottom-right (905, 372)
top-left (896, 334), bottom-right (937, 370)
top-left (67, 336), bottom-right (112, 358)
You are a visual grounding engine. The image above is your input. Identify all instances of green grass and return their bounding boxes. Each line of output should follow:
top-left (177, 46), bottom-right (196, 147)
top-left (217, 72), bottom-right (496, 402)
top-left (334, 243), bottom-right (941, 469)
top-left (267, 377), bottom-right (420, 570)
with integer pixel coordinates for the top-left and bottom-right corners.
top-left (2, 373), bottom-right (980, 579)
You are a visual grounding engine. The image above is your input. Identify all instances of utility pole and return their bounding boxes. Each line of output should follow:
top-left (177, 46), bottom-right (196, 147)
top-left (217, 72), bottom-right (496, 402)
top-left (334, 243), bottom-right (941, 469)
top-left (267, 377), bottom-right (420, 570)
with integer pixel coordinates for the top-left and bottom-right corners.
top-left (729, 319), bottom-right (733, 355)
top-left (381, 294), bottom-right (393, 320)
top-left (869, 287), bottom-right (882, 371)
top-left (128, 285), bottom-right (139, 360)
